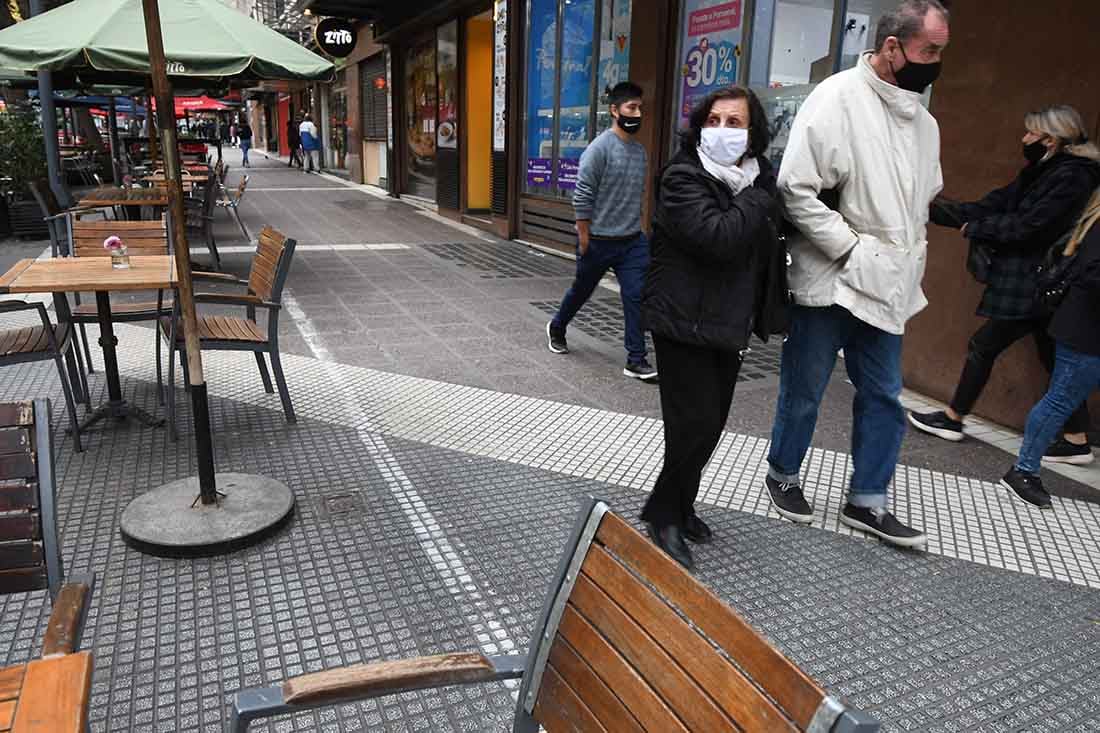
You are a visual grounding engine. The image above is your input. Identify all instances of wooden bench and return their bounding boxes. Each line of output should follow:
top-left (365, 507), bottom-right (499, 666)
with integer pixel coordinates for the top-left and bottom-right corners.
top-left (0, 399), bottom-right (95, 732)
top-left (230, 498), bottom-right (878, 732)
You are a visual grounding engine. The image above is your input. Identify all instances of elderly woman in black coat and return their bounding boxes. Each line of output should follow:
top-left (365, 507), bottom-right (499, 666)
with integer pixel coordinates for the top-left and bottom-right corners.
top-left (911, 104), bottom-right (1100, 462)
top-left (639, 86), bottom-right (787, 569)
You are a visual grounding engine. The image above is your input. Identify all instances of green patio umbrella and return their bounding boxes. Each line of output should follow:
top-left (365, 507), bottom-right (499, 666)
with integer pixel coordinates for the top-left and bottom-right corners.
top-left (0, 0), bottom-right (334, 84)
top-left (0, 0), bottom-right (333, 554)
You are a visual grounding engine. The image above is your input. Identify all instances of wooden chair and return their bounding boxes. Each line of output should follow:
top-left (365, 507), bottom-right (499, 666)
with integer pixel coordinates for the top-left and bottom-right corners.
top-left (229, 498), bottom-right (880, 732)
top-left (160, 226), bottom-right (297, 440)
top-left (217, 174), bottom-right (250, 241)
top-left (0, 399), bottom-right (96, 732)
top-left (27, 180), bottom-right (108, 261)
top-left (65, 217), bottom-right (172, 390)
top-left (0, 303), bottom-right (88, 453)
top-left (185, 175), bottom-right (222, 270)
top-left (0, 399), bottom-right (95, 619)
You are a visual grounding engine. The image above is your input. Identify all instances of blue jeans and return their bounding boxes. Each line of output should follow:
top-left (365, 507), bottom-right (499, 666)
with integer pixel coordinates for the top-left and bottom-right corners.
top-left (552, 233), bottom-right (649, 364)
top-left (1017, 343), bottom-right (1100, 475)
top-left (240, 141), bottom-right (250, 165)
top-left (767, 305), bottom-right (905, 508)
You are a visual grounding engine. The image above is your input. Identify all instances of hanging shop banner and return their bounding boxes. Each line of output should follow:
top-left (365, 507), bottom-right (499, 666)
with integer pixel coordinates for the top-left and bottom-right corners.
top-left (437, 22), bottom-right (459, 149)
top-left (676, 0), bottom-right (742, 128)
top-left (315, 18), bottom-right (357, 58)
top-left (525, 0), bottom-right (558, 188)
top-left (493, 0), bottom-right (508, 152)
top-left (556, 0), bottom-right (596, 190)
top-left (597, 0), bottom-right (632, 91)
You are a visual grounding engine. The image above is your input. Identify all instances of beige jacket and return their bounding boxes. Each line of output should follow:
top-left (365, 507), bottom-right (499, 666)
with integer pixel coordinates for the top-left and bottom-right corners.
top-left (777, 52), bottom-right (943, 335)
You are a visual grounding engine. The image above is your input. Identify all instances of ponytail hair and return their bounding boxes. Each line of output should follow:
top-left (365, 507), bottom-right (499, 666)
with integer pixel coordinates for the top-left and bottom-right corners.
top-left (1065, 187), bottom-right (1100, 257)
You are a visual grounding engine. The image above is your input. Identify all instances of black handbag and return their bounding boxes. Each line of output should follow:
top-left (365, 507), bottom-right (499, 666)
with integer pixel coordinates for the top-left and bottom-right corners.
top-left (1035, 231), bottom-right (1076, 316)
top-left (967, 241), bottom-right (995, 284)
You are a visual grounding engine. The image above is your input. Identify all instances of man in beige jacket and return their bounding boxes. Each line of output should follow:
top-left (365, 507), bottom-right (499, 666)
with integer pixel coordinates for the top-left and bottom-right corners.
top-left (763, 0), bottom-right (948, 548)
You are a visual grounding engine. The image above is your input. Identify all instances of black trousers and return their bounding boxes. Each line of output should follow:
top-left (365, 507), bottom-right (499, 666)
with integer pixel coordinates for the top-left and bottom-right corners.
top-left (951, 317), bottom-right (1092, 434)
top-left (288, 145), bottom-right (302, 167)
top-left (641, 335), bottom-right (742, 529)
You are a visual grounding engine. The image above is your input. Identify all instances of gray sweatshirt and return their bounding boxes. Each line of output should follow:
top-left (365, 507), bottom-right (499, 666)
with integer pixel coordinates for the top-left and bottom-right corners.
top-left (572, 129), bottom-right (647, 238)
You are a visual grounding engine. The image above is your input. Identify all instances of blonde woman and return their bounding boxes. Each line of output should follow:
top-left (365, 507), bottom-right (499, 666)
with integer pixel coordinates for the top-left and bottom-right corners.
top-left (1002, 189), bottom-right (1100, 506)
top-left (911, 104), bottom-right (1100, 463)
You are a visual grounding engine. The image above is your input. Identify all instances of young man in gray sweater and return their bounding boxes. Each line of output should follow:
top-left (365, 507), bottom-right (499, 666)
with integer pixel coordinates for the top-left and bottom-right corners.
top-left (546, 81), bottom-right (657, 380)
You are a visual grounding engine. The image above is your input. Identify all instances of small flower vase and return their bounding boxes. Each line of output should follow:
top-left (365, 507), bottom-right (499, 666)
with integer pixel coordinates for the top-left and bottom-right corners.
top-left (110, 244), bottom-right (130, 269)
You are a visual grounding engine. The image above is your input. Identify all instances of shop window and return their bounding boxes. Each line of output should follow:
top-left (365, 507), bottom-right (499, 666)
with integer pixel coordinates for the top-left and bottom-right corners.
top-left (437, 21), bottom-right (459, 150)
top-left (673, 0), bottom-right (746, 133)
top-left (524, 0), bottom-right (631, 199)
top-left (404, 36), bottom-right (437, 198)
top-left (838, 0), bottom-right (896, 71)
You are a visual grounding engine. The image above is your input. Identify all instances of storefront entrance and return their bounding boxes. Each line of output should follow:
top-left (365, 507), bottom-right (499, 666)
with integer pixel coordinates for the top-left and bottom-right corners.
top-left (464, 11), bottom-right (494, 213)
top-left (403, 35), bottom-right (438, 199)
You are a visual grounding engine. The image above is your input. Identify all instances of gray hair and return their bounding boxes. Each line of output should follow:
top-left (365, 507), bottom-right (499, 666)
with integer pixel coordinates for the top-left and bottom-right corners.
top-left (873, 0), bottom-right (949, 52)
top-left (1025, 104), bottom-right (1100, 163)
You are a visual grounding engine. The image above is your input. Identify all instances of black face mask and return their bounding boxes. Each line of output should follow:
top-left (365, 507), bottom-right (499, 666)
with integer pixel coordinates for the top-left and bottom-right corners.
top-left (1024, 140), bottom-right (1049, 165)
top-left (892, 45), bottom-right (942, 94)
top-left (616, 114), bottom-right (642, 135)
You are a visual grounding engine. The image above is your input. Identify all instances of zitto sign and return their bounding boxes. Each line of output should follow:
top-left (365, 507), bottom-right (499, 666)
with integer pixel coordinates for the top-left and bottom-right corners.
top-left (314, 17), bottom-right (357, 58)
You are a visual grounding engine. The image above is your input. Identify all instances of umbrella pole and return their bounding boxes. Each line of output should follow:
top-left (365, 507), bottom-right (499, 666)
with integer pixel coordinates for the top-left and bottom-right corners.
top-left (141, 0), bottom-right (217, 506)
top-left (108, 98), bottom-right (122, 182)
top-left (29, 0), bottom-right (62, 197)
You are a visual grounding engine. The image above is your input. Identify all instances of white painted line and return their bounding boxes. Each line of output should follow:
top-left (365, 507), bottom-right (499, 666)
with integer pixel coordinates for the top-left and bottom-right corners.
top-left (281, 289), bottom-right (519, 665)
top-left (248, 187), bottom-right (352, 192)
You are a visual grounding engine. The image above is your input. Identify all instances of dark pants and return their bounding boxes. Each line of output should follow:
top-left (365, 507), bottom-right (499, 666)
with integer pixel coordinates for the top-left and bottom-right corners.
top-left (950, 317), bottom-right (1091, 434)
top-left (288, 144), bottom-right (302, 167)
top-left (641, 335), bottom-right (742, 529)
top-left (551, 233), bottom-right (649, 364)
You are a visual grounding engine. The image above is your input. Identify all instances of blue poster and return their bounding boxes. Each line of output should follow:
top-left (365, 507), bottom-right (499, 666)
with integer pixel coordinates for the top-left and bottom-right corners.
top-left (557, 0), bottom-right (596, 165)
top-left (526, 0), bottom-right (558, 186)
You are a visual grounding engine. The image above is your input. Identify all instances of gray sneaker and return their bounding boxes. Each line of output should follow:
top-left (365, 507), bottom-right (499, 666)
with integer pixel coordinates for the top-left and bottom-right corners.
top-left (765, 475), bottom-right (814, 524)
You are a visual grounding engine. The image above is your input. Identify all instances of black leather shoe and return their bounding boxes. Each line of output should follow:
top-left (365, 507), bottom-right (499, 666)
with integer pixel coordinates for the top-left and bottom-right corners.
top-left (682, 514), bottom-right (713, 544)
top-left (646, 522), bottom-right (694, 570)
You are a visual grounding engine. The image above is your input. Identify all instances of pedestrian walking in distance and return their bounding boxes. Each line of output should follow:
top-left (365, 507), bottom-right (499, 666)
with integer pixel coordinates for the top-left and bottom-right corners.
top-left (764, 0), bottom-right (950, 548)
top-left (1002, 190), bottom-right (1100, 508)
top-left (287, 115), bottom-right (303, 169)
top-left (911, 105), bottom-right (1100, 463)
top-left (545, 81), bottom-right (657, 381)
top-left (640, 86), bottom-right (789, 570)
top-left (238, 120), bottom-right (253, 168)
top-left (299, 114), bottom-right (320, 173)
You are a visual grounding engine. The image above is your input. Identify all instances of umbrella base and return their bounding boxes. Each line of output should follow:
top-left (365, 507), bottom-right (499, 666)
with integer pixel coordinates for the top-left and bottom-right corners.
top-left (120, 472), bottom-right (294, 557)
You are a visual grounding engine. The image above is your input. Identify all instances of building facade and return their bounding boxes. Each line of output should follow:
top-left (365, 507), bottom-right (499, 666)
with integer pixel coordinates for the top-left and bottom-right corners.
top-left (304, 0), bottom-right (1100, 431)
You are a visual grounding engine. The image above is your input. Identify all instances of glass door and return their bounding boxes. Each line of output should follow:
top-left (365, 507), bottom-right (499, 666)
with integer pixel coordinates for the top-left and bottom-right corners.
top-left (404, 36), bottom-right (438, 199)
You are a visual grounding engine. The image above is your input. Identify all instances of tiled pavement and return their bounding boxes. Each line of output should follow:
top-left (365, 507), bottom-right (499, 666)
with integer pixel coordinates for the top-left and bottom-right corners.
top-left (1, 151), bottom-right (1099, 732)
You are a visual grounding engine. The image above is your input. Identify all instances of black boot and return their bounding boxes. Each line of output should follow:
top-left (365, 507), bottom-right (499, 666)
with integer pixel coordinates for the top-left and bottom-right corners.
top-left (645, 522), bottom-right (694, 570)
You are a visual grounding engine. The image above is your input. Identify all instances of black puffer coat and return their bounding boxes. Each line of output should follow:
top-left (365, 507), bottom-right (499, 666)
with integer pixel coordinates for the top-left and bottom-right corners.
top-left (933, 153), bottom-right (1100, 319)
top-left (642, 147), bottom-right (787, 351)
top-left (1050, 221), bottom-right (1100, 356)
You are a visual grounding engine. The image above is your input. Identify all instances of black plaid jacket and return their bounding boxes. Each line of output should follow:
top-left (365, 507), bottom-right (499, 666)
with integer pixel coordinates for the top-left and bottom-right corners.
top-left (933, 153), bottom-right (1100, 320)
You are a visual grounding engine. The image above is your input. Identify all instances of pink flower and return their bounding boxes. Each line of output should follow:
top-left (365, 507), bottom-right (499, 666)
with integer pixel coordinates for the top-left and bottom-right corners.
top-left (103, 236), bottom-right (123, 251)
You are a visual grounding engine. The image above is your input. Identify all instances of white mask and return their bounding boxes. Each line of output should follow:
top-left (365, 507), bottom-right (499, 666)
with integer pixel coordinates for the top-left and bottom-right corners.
top-left (699, 127), bottom-right (749, 166)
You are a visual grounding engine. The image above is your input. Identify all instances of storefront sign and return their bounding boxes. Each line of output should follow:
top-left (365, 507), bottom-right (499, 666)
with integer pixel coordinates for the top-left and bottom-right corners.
top-left (557, 158), bottom-right (580, 190)
top-left (315, 18), bottom-right (357, 58)
top-left (493, 0), bottom-right (508, 152)
top-left (526, 158), bottom-right (553, 186)
top-left (677, 0), bottom-right (742, 128)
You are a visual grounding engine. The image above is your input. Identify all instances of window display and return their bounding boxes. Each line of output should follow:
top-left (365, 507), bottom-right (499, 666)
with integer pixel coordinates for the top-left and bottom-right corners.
top-left (524, 0), bottom-right (631, 198)
top-left (404, 37), bottom-right (437, 198)
top-left (437, 21), bottom-right (458, 150)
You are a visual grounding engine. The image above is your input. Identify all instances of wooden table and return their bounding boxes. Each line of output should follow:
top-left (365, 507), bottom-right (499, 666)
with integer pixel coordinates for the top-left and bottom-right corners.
top-left (0, 256), bottom-right (178, 429)
top-left (77, 185), bottom-right (169, 209)
top-left (0, 652), bottom-right (93, 732)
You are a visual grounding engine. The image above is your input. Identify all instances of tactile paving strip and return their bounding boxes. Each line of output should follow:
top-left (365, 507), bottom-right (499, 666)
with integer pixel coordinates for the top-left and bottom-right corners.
top-left (2, 354), bottom-right (1099, 731)
top-left (423, 243), bottom-right (574, 279)
top-left (530, 298), bottom-right (784, 381)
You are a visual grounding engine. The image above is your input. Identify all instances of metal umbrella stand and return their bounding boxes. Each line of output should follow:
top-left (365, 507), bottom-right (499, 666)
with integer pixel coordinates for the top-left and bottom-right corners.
top-left (0, 0), bottom-right (335, 556)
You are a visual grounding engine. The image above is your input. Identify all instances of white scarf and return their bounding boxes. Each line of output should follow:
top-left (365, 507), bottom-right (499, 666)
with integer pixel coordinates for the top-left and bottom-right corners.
top-left (698, 149), bottom-right (760, 195)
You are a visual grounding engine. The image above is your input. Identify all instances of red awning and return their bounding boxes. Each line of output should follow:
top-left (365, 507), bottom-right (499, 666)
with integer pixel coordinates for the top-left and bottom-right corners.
top-left (149, 96), bottom-right (233, 117)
